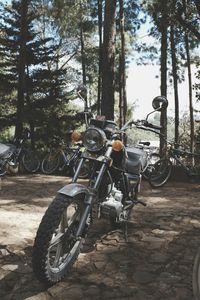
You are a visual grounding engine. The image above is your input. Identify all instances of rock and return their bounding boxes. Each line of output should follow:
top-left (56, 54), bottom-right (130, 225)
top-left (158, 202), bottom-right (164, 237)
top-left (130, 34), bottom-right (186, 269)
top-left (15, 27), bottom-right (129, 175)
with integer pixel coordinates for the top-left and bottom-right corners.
top-left (25, 292), bottom-right (51, 300)
top-left (49, 285), bottom-right (84, 300)
top-left (152, 229), bottom-right (165, 235)
top-left (190, 219), bottom-right (200, 229)
top-left (159, 272), bottom-right (182, 283)
top-left (141, 236), bottom-right (166, 249)
top-left (149, 253), bottom-right (168, 263)
top-left (94, 261), bottom-right (106, 270)
top-left (0, 248), bottom-right (9, 256)
top-left (84, 285), bottom-right (100, 298)
top-left (2, 264), bottom-right (18, 272)
top-left (133, 271), bottom-right (156, 284)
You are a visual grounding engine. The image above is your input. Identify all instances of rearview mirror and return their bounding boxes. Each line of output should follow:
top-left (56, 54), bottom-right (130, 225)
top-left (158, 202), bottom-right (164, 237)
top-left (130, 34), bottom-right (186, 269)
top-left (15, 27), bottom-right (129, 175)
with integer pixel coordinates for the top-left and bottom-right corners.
top-left (152, 96), bottom-right (168, 111)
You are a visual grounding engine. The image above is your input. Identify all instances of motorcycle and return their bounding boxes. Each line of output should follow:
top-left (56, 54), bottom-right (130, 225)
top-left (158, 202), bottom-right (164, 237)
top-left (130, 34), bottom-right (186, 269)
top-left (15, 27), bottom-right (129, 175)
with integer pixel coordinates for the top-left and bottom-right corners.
top-left (32, 94), bottom-right (168, 285)
top-left (0, 129), bottom-right (40, 176)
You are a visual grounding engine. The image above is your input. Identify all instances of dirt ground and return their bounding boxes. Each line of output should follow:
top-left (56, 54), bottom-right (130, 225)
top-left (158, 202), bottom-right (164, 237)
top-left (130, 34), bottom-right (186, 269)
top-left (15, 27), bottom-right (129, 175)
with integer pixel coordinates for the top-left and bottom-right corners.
top-left (0, 174), bottom-right (200, 300)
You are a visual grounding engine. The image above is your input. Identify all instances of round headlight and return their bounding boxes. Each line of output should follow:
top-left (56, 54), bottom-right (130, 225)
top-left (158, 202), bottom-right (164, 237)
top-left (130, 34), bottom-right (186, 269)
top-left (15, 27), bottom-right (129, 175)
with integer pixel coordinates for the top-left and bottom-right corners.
top-left (83, 127), bottom-right (107, 152)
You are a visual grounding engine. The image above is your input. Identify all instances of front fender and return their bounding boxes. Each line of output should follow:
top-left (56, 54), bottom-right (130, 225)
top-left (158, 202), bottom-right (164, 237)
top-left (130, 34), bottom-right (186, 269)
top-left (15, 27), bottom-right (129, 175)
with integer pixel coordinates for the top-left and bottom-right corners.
top-left (58, 183), bottom-right (90, 198)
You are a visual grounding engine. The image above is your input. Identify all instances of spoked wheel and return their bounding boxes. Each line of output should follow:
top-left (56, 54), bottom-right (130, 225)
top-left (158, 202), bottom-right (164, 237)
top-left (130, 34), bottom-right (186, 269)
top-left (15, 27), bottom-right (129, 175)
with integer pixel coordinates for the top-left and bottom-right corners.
top-left (149, 158), bottom-right (172, 188)
top-left (193, 247), bottom-right (200, 300)
top-left (143, 153), bottom-right (161, 180)
top-left (41, 152), bottom-right (60, 174)
top-left (21, 150), bottom-right (40, 173)
top-left (32, 194), bottom-right (86, 285)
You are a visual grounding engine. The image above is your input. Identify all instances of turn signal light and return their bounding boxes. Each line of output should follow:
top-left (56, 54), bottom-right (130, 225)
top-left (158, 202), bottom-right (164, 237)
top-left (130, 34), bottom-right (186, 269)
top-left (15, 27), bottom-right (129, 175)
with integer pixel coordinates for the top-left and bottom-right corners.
top-left (71, 131), bottom-right (81, 142)
top-left (112, 140), bottom-right (124, 152)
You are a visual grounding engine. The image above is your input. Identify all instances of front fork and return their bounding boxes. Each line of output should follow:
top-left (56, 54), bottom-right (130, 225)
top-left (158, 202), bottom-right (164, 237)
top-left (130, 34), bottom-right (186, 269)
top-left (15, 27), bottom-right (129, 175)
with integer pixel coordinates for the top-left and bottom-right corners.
top-left (74, 146), bottom-right (113, 238)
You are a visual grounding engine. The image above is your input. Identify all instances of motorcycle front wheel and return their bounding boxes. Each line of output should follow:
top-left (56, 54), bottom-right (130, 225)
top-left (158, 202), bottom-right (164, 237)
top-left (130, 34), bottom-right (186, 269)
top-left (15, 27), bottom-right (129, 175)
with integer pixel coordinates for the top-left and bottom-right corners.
top-left (149, 158), bottom-right (172, 188)
top-left (32, 194), bottom-right (86, 285)
top-left (193, 247), bottom-right (200, 300)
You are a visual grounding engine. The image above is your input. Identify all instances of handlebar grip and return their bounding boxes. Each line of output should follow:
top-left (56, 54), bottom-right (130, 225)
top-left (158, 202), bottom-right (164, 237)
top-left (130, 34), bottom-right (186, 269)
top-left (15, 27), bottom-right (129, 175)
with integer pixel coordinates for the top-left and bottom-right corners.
top-left (145, 122), bottom-right (162, 130)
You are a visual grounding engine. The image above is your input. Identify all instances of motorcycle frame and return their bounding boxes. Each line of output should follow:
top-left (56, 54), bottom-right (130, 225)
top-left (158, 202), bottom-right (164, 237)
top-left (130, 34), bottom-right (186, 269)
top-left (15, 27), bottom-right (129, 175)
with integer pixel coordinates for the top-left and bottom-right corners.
top-left (58, 145), bottom-right (139, 238)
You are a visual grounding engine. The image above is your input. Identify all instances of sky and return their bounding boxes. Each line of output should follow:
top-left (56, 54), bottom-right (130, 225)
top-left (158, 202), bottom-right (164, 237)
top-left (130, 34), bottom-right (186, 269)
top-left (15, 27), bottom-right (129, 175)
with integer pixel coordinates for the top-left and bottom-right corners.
top-left (126, 18), bottom-right (199, 120)
top-left (126, 63), bottom-right (199, 120)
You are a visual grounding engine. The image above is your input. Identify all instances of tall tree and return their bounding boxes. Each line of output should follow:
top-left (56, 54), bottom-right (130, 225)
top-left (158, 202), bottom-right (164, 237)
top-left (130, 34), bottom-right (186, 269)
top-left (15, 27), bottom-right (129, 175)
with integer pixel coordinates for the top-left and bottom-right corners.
top-left (170, 24), bottom-right (179, 145)
top-left (101, 0), bottom-right (117, 120)
top-left (15, 0), bottom-right (28, 137)
top-left (119, 0), bottom-right (127, 127)
top-left (97, 0), bottom-right (103, 115)
top-left (183, 0), bottom-right (195, 154)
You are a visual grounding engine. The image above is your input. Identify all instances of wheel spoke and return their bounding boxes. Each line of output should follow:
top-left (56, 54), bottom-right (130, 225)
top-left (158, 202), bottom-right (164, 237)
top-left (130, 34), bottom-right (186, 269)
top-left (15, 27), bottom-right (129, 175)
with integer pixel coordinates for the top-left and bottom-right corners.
top-left (48, 205), bottom-right (81, 269)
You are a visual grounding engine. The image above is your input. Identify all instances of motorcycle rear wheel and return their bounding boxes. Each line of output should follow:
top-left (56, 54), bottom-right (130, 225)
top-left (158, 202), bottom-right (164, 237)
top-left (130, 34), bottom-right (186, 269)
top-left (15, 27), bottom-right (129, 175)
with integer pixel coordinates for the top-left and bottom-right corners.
top-left (32, 194), bottom-right (86, 285)
top-left (149, 158), bottom-right (172, 188)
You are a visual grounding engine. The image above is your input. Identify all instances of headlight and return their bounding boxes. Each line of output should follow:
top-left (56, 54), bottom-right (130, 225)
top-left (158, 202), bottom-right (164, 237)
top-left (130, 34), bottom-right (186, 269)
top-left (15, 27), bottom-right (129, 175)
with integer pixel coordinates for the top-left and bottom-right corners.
top-left (83, 127), bottom-right (107, 152)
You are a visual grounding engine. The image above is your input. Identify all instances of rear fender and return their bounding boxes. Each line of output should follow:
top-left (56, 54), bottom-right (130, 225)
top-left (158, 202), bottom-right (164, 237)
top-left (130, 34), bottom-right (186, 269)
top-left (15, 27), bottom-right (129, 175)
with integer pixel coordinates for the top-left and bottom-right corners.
top-left (58, 183), bottom-right (90, 199)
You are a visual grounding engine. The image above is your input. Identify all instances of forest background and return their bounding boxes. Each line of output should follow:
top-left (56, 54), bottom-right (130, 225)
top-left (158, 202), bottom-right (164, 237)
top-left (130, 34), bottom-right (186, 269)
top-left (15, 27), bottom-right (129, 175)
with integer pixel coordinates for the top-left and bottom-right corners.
top-left (0, 0), bottom-right (199, 152)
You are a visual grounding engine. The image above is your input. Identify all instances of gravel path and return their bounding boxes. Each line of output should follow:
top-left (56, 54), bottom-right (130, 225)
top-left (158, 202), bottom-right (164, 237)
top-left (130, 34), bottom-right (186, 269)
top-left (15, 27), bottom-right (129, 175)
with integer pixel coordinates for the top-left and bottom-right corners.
top-left (0, 174), bottom-right (200, 300)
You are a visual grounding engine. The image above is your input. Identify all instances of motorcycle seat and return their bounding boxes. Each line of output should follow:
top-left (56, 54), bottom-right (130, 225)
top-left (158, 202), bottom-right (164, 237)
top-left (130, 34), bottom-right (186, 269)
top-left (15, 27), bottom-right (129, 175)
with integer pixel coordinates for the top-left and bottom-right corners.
top-left (125, 147), bottom-right (147, 175)
top-left (0, 143), bottom-right (15, 158)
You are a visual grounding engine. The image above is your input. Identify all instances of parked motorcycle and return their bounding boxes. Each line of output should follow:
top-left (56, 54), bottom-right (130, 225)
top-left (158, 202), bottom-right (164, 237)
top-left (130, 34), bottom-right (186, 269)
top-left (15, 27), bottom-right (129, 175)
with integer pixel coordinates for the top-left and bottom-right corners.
top-left (32, 94), bottom-right (168, 285)
top-left (0, 129), bottom-right (40, 176)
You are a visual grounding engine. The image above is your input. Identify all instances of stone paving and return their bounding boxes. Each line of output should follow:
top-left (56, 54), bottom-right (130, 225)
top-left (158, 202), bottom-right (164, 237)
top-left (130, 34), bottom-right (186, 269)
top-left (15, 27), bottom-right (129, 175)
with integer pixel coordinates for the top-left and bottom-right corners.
top-left (0, 175), bottom-right (200, 299)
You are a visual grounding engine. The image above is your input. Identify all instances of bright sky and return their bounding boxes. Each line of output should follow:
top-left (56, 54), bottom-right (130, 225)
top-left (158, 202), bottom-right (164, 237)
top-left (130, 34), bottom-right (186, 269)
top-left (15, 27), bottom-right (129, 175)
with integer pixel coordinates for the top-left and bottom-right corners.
top-left (127, 63), bottom-right (199, 120)
top-left (127, 17), bottom-right (199, 120)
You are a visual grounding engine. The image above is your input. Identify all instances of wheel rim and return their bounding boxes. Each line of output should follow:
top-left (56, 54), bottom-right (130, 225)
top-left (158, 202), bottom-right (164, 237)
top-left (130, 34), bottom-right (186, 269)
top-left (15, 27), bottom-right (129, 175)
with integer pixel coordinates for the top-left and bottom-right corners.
top-left (150, 159), bottom-right (171, 187)
top-left (23, 151), bottom-right (40, 172)
top-left (47, 202), bottom-right (82, 273)
top-left (42, 153), bottom-right (59, 173)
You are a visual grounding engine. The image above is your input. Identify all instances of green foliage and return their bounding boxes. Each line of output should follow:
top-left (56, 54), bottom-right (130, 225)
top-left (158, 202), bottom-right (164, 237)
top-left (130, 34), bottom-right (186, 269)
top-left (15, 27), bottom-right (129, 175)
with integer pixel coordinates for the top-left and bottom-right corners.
top-left (0, 0), bottom-right (81, 146)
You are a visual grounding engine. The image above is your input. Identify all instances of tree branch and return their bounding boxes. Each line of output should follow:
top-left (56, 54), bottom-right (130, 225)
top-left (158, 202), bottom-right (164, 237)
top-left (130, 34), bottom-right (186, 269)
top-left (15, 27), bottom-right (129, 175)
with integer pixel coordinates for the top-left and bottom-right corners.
top-left (176, 14), bottom-right (200, 40)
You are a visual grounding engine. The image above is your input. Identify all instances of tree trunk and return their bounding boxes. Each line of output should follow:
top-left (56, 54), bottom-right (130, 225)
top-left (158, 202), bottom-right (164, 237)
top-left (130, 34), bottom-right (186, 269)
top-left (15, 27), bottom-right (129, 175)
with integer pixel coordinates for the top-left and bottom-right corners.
top-left (185, 33), bottom-right (194, 154)
top-left (80, 24), bottom-right (87, 87)
top-left (119, 0), bottom-right (127, 126)
top-left (26, 65), bottom-right (35, 149)
top-left (97, 0), bottom-right (103, 115)
top-left (183, 0), bottom-right (194, 156)
top-left (15, 0), bottom-right (28, 138)
top-left (159, 2), bottom-right (168, 155)
top-left (101, 0), bottom-right (117, 120)
top-left (119, 56), bottom-right (123, 128)
top-left (170, 24), bottom-right (179, 145)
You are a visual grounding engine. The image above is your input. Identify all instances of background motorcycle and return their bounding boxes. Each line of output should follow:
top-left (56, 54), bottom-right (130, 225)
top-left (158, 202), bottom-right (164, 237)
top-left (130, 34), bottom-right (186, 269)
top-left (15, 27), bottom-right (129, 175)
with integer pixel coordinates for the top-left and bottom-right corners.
top-left (32, 93), bottom-right (168, 285)
top-left (0, 129), bottom-right (40, 176)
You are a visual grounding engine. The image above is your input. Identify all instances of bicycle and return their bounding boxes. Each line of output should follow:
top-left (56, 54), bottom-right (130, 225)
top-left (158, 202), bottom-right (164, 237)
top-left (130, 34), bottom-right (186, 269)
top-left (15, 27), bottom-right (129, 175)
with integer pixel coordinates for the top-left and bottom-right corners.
top-left (41, 137), bottom-right (89, 178)
top-left (0, 130), bottom-right (40, 176)
top-left (137, 141), bottom-right (161, 180)
top-left (149, 141), bottom-right (200, 188)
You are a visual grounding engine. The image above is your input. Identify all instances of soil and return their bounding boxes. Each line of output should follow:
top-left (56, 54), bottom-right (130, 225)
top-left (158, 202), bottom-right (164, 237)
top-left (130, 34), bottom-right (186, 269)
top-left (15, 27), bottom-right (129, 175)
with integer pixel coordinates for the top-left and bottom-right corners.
top-left (0, 174), bottom-right (200, 300)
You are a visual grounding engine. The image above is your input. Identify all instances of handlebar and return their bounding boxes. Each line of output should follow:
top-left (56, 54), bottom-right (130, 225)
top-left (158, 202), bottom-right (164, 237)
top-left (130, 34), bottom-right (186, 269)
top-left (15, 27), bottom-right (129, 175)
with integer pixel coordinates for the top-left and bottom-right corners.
top-left (118, 119), bottom-right (162, 135)
top-left (142, 121), bottom-right (162, 130)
